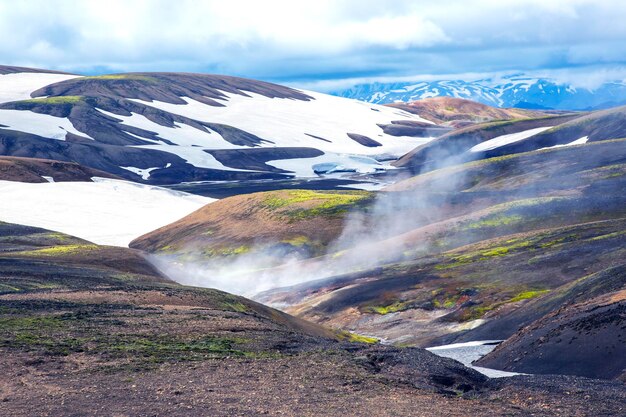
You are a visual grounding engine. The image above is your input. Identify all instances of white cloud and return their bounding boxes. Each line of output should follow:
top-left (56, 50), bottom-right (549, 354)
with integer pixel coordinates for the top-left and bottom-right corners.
top-left (0, 0), bottom-right (625, 84)
top-left (293, 66), bottom-right (626, 92)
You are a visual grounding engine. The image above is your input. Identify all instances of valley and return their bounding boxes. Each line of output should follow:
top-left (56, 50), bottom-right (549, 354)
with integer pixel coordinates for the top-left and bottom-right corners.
top-left (0, 64), bottom-right (624, 416)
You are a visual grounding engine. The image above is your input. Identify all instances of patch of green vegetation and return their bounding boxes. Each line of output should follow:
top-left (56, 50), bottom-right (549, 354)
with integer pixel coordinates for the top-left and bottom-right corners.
top-left (0, 312), bottom-right (254, 361)
top-left (37, 232), bottom-right (73, 242)
top-left (203, 245), bottom-right (251, 257)
top-left (20, 96), bottom-right (84, 105)
top-left (0, 315), bottom-right (66, 331)
top-left (8, 244), bottom-right (100, 257)
top-left (589, 230), bottom-right (626, 241)
top-left (463, 214), bottom-right (524, 230)
top-left (105, 335), bottom-right (245, 359)
top-left (436, 239), bottom-right (533, 270)
top-left (362, 301), bottom-right (409, 315)
top-left (337, 331), bottom-right (378, 344)
top-left (462, 289), bottom-right (549, 321)
top-left (281, 236), bottom-right (311, 247)
top-left (220, 301), bottom-right (249, 313)
top-left (0, 284), bottom-right (22, 293)
top-left (83, 74), bottom-right (158, 82)
top-left (509, 289), bottom-right (550, 302)
top-left (262, 190), bottom-right (371, 220)
top-left (158, 244), bottom-right (176, 252)
top-left (431, 292), bottom-right (466, 309)
top-left (578, 163), bottom-right (626, 181)
top-left (461, 197), bottom-right (567, 232)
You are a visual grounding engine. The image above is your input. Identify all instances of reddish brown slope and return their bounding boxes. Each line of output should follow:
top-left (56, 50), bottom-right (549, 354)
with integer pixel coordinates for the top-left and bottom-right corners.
top-left (388, 97), bottom-right (549, 126)
top-left (0, 156), bottom-right (119, 183)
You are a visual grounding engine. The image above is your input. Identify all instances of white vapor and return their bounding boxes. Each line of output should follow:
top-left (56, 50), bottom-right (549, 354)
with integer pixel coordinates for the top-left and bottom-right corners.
top-left (148, 153), bottom-right (470, 298)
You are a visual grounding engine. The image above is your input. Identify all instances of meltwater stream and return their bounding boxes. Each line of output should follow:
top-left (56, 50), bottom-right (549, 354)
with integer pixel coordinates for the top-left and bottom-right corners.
top-left (426, 340), bottom-right (522, 378)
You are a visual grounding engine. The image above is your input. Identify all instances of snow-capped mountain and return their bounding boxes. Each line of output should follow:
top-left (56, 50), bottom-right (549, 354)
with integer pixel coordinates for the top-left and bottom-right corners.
top-left (0, 66), bottom-right (434, 184)
top-left (333, 74), bottom-right (626, 110)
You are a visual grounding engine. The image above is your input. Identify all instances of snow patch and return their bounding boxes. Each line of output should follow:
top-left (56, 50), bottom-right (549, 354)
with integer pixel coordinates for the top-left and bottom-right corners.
top-left (0, 178), bottom-right (213, 247)
top-left (267, 152), bottom-right (395, 177)
top-left (540, 136), bottom-right (589, 150)
top-left (131, 89), bottom-right (433, 157)
top-left (427, 340), bottom-right (522, 378)
top-left (0, 109), bottom-right (92, 140)
top-left (95, 108), bottom-right (237, 149)
top-left (120, 166), bottom-right (159, 180)
top-left (470, 126), bottom-right (553, 153)
top-left (131, 144), bottom-right (247, 171)
top-left (0, 72), bottom-right (80, 104)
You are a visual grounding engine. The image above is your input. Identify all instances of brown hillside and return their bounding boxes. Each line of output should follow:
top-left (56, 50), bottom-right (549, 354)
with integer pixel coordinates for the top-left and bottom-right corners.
top-left (388, 97), bottom-right (549, 126)
top-left (0, 156), bottom-right (119, 183)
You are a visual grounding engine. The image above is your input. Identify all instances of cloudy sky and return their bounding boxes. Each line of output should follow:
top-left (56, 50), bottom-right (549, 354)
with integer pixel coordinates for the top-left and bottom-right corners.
top-left (1, 0), bottom-right (626, 90)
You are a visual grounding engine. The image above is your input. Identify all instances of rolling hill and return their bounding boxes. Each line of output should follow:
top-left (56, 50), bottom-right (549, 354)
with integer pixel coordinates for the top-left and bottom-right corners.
top-left (393, 107), bottom-right (626, 174)
top-left (387, 97), bottom-right (549, 127)
top-left (0, 156), bottom-right (118, 183)
top-left (133, 137), bottom-right (626, 380)
top-left (0, 66), bottom-right (435, 185)
top-left (5, 222), bottom-right (623, 415)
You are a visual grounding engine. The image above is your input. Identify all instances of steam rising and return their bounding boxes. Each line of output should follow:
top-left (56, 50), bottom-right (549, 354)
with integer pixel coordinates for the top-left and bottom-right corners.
top-left (148, 151), bottom-right (471, 298)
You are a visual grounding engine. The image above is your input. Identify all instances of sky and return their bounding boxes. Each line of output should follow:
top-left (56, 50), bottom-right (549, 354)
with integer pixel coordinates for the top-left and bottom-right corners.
top-left (1, 0), bottom-right (626, 91)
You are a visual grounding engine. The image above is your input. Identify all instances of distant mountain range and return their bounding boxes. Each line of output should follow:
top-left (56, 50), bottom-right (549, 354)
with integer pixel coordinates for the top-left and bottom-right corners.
top-left (333, 74), bottom-right (626, 110)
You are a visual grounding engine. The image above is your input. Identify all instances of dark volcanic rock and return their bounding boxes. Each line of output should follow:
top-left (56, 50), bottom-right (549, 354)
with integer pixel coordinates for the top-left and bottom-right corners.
top-left (0, 128), bottom-right (284, 184)
top-left (347, 132), bottom-right (382, 147)
top-left (352, 345), bottom-right (487, 394)
top-left (393, 114), bottom-right (581, 174)
top-left (476, 287), bottom-right (626, 380)
top-left (485, 105), bottom-right (626, 157)
top-left (378, 120), bottom-right (452, 137)
top-left (30, 72), bottom-right (312, 105)
top-left (449, 264), bottom-right (626, 344)
top-left (207, 147), bottom-right (323, 172)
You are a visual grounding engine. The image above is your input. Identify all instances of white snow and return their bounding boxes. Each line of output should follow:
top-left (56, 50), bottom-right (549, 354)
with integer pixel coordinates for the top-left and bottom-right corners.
top-left (540, 136), bottom-right (589, 150)
top-left (470, 126), bottom-right (553, 153)
top-left (266, 152), bottom-right (399, 177)
top-left (131, 144), bottom-right (246, 171)
top-left (0, 109), bottom-right (92, 140)
top-left (131, 90), bottom-right (433, 157)
top-left (0, 178), bottom-right (213, 247)
top-left (427, 340), bottom-right (522, 378)
top-left (41, 176), bottom-right (54, 183)
top-left (119, 166), bottom-right (159, 180)
top-left (95, 108), bottom-right (238, 148)
top-left (0, 72), bottom-right (80, 104)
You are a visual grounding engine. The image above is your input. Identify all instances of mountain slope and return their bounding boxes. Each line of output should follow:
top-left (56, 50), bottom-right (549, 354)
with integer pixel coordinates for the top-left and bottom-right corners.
top-left (6, 222), bottom-right (620, 416)
top-left (388, 97), bottom-right (549, 127)
top-left (392, 107), bottom-right (626, 174)
top-left (0, 66), bottom-right (435, 184)
top-left (0, 156), bottom-right (118, 183)
top-left (159, 139), bottom-right (626, 379)
top-left (475, 266), bottom-right (626, 380)
top-left (334, 75), bottom-right (626, 110)
top-left (131, 189), bottom-right (372, 257)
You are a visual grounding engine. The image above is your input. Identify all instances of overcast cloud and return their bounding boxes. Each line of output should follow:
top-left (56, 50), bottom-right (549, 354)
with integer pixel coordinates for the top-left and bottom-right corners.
top-left (1, 0), bottom-right (626, 89)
